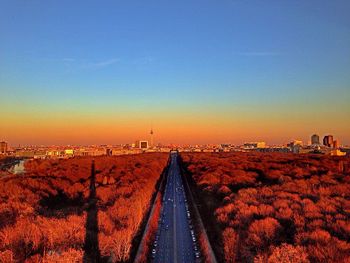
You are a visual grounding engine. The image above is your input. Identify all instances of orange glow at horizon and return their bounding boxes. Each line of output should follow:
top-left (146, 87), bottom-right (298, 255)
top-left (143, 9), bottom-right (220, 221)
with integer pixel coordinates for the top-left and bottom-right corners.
top-left (2, 104), bottom-right (350, 146)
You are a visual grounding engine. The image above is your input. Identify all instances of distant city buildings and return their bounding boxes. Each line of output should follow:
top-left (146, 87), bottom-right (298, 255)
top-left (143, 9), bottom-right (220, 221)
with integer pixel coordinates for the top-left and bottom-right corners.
top-left (1, 131), bottom-right (348, 159)
top-left (0, 141), bottom-right (8, 154)
top-left (243, 142), bottom-right (266, 149)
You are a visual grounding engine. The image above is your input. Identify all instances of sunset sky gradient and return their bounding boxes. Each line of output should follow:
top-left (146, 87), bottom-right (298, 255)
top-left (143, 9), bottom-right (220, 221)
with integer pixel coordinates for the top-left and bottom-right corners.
top-left (1, 1), bottom-right (350, 145)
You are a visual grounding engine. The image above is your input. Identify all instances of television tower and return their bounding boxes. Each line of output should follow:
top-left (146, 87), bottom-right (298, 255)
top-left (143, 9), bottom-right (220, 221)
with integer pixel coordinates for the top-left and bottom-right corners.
top-left (150, 126), bottom-right (154, 148)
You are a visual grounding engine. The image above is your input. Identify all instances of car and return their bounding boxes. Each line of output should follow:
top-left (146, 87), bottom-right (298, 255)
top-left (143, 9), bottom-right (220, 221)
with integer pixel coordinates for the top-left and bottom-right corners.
top-left (166, 225), bottom-right (169, 230)
top-left (195, 251), bottom-right (200, 258)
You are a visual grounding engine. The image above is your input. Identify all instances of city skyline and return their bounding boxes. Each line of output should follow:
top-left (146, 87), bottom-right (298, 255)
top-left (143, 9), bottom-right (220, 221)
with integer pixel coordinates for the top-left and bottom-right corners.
top-left (1, 1), bottom-right (350, 145)
top-left (1, 131), bottom-right (348, 148)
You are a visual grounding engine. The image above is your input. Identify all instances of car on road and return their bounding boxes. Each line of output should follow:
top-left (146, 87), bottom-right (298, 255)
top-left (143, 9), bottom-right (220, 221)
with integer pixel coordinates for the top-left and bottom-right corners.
top-left (151, 248), bottom-right (156, 258)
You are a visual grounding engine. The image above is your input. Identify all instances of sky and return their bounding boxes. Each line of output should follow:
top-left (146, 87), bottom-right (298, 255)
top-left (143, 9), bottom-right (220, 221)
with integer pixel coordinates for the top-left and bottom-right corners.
top-left (1, 0), bottom-right (350, 146)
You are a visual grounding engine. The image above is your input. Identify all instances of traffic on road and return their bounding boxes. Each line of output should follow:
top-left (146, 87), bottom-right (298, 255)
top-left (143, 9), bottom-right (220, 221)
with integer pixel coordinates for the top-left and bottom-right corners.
top-left (152, 151), bottom-right (200, 263)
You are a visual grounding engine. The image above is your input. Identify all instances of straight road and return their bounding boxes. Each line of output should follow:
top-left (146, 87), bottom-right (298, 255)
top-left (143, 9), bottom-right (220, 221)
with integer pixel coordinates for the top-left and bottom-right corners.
top-left (152, 151), bottom-right (200, 263)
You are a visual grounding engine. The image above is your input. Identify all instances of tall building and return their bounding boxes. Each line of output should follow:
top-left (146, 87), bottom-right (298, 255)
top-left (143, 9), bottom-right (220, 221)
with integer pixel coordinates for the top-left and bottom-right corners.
top-left (323, 135), bottom-right (334, 147)
top-left (311, 134), bottom-right (320, 145)
top-left (150, 127), bottom-right (154, 148)
top-left (0, 141), bottom-right (8, 154)
top-left (333, 140), bottom-right (339, 149)
top-left (135, 140), bottom-right (149, 149)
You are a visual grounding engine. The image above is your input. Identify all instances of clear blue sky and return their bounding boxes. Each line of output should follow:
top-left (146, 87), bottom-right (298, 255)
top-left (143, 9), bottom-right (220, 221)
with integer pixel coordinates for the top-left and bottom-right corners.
top-left (1, 0), bottom-right (350, 145)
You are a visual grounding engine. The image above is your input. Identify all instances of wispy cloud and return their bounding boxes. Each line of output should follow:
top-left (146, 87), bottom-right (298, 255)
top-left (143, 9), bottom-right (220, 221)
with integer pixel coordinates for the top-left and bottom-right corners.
top-left (85, 58), bottom-right (119, 68)
top-left (58, 57), bottom-right (120, 71)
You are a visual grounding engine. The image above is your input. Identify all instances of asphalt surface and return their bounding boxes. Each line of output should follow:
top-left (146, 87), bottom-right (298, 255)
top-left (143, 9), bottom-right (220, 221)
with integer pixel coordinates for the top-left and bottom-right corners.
top-left (152, 151), bottom-right (199, 263)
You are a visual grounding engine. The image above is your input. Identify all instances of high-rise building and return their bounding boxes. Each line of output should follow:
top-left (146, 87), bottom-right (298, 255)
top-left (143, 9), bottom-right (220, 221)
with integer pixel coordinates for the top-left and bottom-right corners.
top-left (311, 134), bottom-right (320, 145)
top-left (0, 141), bottom-right (8, 154)
top-left (150, 127), bottom-right (154, 148)
top-left (333, 140), bottom-right (339, 149)
top-left (323, 135), bottom-right (334, 147)
top-left (135, 140), bottom-right (149, 149)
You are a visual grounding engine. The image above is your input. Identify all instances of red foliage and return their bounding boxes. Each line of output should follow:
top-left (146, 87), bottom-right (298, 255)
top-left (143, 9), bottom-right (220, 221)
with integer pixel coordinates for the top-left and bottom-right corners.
top-left (0, 153), bottom-right (168, 262)
top-left (182, 152), bottom-right (350, 262)
top-left (265, 243), bottom-right (309, 263)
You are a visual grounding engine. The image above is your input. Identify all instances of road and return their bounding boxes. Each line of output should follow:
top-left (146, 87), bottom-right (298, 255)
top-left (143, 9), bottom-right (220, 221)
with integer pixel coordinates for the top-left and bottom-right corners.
top-left (152, 151), bottom-right (200, 263)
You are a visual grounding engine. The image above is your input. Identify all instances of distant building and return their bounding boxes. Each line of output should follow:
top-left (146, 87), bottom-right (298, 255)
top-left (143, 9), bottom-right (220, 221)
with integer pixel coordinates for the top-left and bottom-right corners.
top-left (333, 140), bottom-right (339, 149)
top-left (288, 140), bottom-right (303, 148)
top-left (311, 134), bottom-right (320, 145)
top-left (257, 147), bottom-right (291, 153)
top-left (340, 147), bottom-right (350, 156)
top-left (135, 140), bottom-right (149, 149)
top-left (292, 144), bottom-right (302, 154)
top-left (64, 149), bottom-right (74, 156)
top-left (323, 135), bottom-right (334, 147)
top-left (243, 142), bottom-right (266, 149)
top-left (330, 149), bottom-right (346, 156)
top-left (0, 141), bottom-right (8, 154)
top-left (287, 140), bottom-right (303, 154)
top-left (106, 148), bottom-right (113, 156)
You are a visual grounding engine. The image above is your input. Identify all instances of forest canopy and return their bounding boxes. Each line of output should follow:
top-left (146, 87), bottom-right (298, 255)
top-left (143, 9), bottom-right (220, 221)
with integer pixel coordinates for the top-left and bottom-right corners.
top-left (181, 152), bottom-right (350, 263)
top-left (0, 153), bottom-right (168, 262)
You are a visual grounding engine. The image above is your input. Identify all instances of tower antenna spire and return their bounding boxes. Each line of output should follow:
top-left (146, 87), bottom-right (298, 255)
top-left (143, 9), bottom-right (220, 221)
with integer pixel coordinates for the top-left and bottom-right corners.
top-left (150, 122), bottom-right (154, 148)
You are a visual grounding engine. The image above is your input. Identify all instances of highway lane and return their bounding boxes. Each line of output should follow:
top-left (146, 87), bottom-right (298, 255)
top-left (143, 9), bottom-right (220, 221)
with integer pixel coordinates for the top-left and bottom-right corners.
top-left (152, 151), bottom-right (199, 263)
